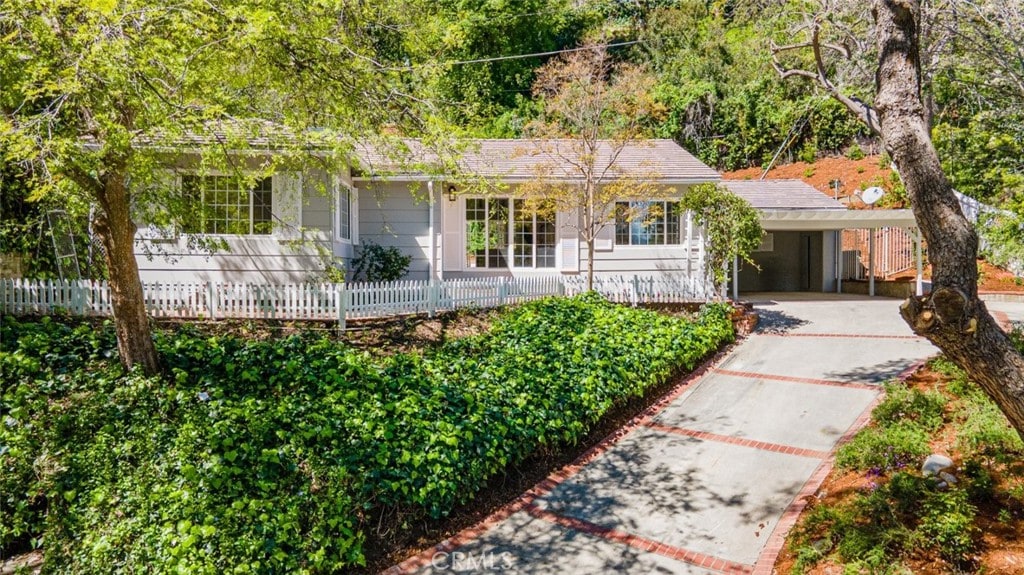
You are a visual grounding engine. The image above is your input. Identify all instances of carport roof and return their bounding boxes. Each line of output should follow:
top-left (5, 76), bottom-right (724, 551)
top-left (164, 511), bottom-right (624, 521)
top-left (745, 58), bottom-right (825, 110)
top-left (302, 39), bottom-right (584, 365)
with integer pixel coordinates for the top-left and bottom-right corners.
top-left (722, 179), bottom-right (846, 210)
top-left (759, 208), bottom-right (918, 230)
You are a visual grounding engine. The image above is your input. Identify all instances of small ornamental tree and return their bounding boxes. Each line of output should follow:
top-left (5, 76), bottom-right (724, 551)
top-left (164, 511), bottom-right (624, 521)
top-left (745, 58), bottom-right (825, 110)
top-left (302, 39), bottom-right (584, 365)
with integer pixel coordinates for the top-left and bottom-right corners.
top-left (519, 44), bottom-right (665, 290)
top-left (679, 183), bottom-right (763, 296)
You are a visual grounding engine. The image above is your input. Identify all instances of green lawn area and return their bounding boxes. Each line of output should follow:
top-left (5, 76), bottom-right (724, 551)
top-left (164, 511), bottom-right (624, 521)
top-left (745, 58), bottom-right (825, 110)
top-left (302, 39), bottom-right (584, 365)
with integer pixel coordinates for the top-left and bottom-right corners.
top-left (1, 293), bottom-right (733, 573)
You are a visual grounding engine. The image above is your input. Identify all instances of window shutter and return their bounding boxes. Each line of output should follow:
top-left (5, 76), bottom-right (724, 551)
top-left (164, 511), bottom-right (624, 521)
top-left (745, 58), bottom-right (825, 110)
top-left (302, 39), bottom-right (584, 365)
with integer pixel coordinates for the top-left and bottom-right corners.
top-left (442, 194), bottom-right (463, 272)
top-left (558, 209), bottom-right (579, 273)
top-left (350, 184), bottom-right (360, 245)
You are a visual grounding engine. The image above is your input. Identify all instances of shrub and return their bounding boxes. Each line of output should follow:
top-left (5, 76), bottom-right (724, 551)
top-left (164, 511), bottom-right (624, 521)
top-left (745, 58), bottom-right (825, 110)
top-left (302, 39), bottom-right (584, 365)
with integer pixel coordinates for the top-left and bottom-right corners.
top-left (790, 472), bottom-right (927, 573)
top-left (0, 295), bottom-right (734, 572)
top-left (956, 396), bottom-right (1024, 460)
top-left (919, 487), bottom-right (979, 565)
top-left (790, 472), bottom-right (977, 573)
top-left (872, 381), bottom-right (947, 431)
top-left (351, 240), bottom-right (412, 282)
top-left (835, 423), bottom-right (930, 473)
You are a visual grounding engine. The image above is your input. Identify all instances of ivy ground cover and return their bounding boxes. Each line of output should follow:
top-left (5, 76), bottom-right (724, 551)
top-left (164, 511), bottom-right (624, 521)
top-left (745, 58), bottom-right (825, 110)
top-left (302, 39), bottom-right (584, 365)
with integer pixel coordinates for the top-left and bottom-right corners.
top-left (1, 294), bottom-right (733, 573)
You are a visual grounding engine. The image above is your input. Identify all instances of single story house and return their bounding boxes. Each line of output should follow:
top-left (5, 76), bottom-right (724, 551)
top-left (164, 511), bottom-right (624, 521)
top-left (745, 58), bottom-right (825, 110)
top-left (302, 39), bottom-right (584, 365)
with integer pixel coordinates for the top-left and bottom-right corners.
top-left (135, 139), bottom-right (721, 286)
top-left (133, 139), bottom-right (922, 296)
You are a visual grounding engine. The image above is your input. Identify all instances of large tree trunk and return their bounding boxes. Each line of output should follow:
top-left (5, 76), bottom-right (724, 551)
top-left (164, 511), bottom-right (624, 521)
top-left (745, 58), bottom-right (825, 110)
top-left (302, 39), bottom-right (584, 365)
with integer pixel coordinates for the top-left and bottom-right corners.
top-left (93, 174), bottom-right (160, 376)
top-left (873, 0), bottom-right (1024, 438)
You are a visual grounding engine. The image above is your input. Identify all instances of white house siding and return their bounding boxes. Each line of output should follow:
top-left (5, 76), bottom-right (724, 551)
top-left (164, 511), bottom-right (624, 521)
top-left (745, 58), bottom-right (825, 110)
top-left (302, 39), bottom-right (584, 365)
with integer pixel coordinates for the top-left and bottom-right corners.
top-left (302, 171), bottom-right (334, 234)
top-left (438, 187), bottom-right (707, 282)
top-left (581, 199), bottom-right (705, 280)
top-left (136, 169), bottom-right (339, 284)
top-left (135, 236), bottom-right (325, 284)
top-left (583, 245), bottom-right (705, 280)
top-left (300, 170), bottom-right (355, 269)
top-left (355, 181), bottom-right (434, 280)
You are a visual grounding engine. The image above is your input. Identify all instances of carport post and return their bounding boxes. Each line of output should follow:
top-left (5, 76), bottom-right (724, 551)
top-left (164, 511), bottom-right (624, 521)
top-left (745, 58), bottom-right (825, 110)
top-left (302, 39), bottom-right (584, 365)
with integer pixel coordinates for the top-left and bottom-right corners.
top-left (835, 230), bottom-right (842, 294)
top-left (868, 228), bottom-right (876, 297)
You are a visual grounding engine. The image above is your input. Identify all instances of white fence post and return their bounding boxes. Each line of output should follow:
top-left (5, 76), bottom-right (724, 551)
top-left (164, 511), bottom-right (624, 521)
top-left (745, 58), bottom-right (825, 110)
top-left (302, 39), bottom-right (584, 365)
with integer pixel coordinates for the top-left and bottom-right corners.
top-left (336, 282), bottom-right (346, 331)
top-left (498, 278), bottom-right (508, 307)
top-left (206, 282), bottom-right (217, 320)
top-left (427, 281), bottom-right (438, 318)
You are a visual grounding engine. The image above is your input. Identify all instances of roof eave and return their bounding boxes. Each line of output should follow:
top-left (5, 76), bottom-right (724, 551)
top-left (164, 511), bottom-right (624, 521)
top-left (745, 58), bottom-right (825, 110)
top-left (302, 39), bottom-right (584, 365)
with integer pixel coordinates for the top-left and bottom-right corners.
top-left (759, 209), bottom-right (918, 231)
top-left (352, 174), bottom-right (721, 184)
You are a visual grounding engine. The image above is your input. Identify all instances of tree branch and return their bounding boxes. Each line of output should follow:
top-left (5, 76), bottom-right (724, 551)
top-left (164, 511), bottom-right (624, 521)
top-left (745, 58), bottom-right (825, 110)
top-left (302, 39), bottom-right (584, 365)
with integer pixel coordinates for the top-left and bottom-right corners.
top-left (62, 162), bottom-right (106, 199)
top-left (771, 22), bottom-right (882, 136)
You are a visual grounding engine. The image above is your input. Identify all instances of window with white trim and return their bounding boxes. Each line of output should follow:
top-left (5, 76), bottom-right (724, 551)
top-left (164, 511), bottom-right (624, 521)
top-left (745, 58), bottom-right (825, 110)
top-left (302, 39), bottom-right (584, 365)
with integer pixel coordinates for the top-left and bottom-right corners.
top-left (513, 199), bottom-right (556, 268)
top-left (338, 185), bottom-right (351, 241)
top-left (465, 198), bottom-right (556, 269)
top-left (182, 175), bottom-right (273, 235)
top-left (614, 200), bottom-right (681, 246)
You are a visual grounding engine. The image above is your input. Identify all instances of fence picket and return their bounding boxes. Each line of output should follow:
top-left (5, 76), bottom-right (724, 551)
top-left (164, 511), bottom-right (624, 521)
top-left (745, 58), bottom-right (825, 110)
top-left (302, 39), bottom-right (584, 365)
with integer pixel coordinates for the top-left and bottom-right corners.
top-left (1, 272), bottom-right (712, 326)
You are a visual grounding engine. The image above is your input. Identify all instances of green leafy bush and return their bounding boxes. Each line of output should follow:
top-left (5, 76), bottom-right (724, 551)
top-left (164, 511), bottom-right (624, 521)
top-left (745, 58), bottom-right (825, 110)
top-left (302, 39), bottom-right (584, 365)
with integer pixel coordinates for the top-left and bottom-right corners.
top-left (872, 381), bottom-right (947, 431)
top-left (1, 295), bottom-right (734, 572)
top-left (919, 487), bottom-right (979, 564)
top-left (835, 423), bottom-right (930, 473)
top-left (791, 472), bottom-right (978, 573)
top-left (956, 396), bottom-right (1024, 460)
top-left (351, 240), bottom-right (412, 282)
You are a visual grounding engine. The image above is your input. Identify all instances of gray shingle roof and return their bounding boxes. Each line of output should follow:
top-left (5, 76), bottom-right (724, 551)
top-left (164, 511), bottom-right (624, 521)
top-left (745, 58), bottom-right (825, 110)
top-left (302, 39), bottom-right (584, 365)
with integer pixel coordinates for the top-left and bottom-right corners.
top-left (721, 179), bottom-right (846, 210)
top-left (352, 139), bottom-right (721, 184)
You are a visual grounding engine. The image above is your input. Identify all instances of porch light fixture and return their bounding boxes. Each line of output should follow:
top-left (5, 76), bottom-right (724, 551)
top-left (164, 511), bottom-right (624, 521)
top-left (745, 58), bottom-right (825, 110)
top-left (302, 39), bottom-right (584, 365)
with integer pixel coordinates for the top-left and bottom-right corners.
top-left (447, 185), bottom-right (457, 202)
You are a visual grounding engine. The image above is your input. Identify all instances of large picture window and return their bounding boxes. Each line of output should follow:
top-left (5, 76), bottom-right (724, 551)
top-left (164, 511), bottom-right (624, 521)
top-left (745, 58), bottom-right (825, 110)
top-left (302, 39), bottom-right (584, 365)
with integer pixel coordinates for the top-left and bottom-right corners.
top-left (465, 198), bottom-right (556, 269)
top-left (615, 200), bottom-right (681, 246)
top-left (182, 175), bottom-right (273, 235)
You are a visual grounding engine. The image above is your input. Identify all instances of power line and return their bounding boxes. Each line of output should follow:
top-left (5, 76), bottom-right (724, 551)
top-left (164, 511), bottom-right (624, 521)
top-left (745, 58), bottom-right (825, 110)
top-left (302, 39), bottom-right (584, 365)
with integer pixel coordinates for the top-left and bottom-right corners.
top-left (403, 40), bottom-right (644, 70)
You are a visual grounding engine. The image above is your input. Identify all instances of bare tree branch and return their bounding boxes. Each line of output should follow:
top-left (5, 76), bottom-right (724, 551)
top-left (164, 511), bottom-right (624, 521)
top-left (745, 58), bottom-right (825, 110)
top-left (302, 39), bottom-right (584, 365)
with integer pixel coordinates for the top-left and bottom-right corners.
top-left (770, 18), bottom-right (881, 136)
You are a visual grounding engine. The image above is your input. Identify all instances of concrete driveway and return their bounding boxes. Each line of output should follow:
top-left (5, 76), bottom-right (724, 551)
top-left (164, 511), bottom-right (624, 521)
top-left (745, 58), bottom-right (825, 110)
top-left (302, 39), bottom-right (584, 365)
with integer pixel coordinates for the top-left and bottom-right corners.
top-left (387, 294), bottom-right (937, 575)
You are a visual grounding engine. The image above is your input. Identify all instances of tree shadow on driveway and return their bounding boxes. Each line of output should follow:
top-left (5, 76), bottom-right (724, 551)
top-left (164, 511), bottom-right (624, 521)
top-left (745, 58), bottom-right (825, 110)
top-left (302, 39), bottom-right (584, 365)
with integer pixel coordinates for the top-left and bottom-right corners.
top-left (754, 308), bottom-right (810, 335)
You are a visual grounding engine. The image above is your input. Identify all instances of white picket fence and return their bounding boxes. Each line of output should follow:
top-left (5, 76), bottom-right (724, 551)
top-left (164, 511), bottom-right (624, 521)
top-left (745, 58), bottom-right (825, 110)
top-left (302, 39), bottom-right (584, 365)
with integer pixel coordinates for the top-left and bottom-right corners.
top-left (564, 274), bottom-right (715, 304)
top-left (1, 274), bottom-right (712, 328)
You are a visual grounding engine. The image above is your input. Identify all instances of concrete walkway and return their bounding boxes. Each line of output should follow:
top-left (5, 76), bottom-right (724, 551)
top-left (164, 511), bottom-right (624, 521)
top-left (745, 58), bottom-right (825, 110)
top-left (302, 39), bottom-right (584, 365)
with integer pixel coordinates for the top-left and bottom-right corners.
top-left (387, 294), bottom-right (937, 575)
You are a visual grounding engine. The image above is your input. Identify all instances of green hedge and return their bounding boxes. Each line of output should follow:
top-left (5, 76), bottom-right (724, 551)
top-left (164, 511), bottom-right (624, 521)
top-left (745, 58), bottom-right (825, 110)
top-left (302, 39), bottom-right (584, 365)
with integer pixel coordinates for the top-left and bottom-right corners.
top-left (1, 294), bottom-right (733, 572)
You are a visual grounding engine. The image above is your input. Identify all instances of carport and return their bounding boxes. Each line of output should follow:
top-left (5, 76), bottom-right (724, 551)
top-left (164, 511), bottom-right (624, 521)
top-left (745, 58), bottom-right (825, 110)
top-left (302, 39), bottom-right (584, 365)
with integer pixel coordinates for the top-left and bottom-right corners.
top-left (722, 180), bottom-right (923, 299)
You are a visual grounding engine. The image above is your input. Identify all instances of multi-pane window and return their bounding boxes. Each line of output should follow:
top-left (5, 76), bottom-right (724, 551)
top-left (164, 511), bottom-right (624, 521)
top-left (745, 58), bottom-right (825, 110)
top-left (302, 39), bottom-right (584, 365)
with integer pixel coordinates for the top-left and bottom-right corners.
top-left (466, 198), bottom-right (508, 268)
top-left (338, 186), bottom-right (351, 241)
top-left (465, 198), bottom-right (556, 269)
top-left (513, 199), bottom-right (556, 268)
top-left (182, 175), bottom-right (273, 235)
top-left (615, 200), bottom-right (681, 246)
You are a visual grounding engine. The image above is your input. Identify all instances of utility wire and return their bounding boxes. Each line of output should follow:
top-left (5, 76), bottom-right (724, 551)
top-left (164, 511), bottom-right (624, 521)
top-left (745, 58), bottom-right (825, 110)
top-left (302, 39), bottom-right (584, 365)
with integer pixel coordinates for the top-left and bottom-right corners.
top-left (400, 40), bottom-right (644, 70)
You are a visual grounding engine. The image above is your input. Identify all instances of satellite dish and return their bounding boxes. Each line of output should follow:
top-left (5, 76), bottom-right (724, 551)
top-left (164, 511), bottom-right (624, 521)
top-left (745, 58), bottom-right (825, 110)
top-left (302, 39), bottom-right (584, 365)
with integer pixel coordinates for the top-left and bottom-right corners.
top-left (859, 186), bottom-right (885, 205)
